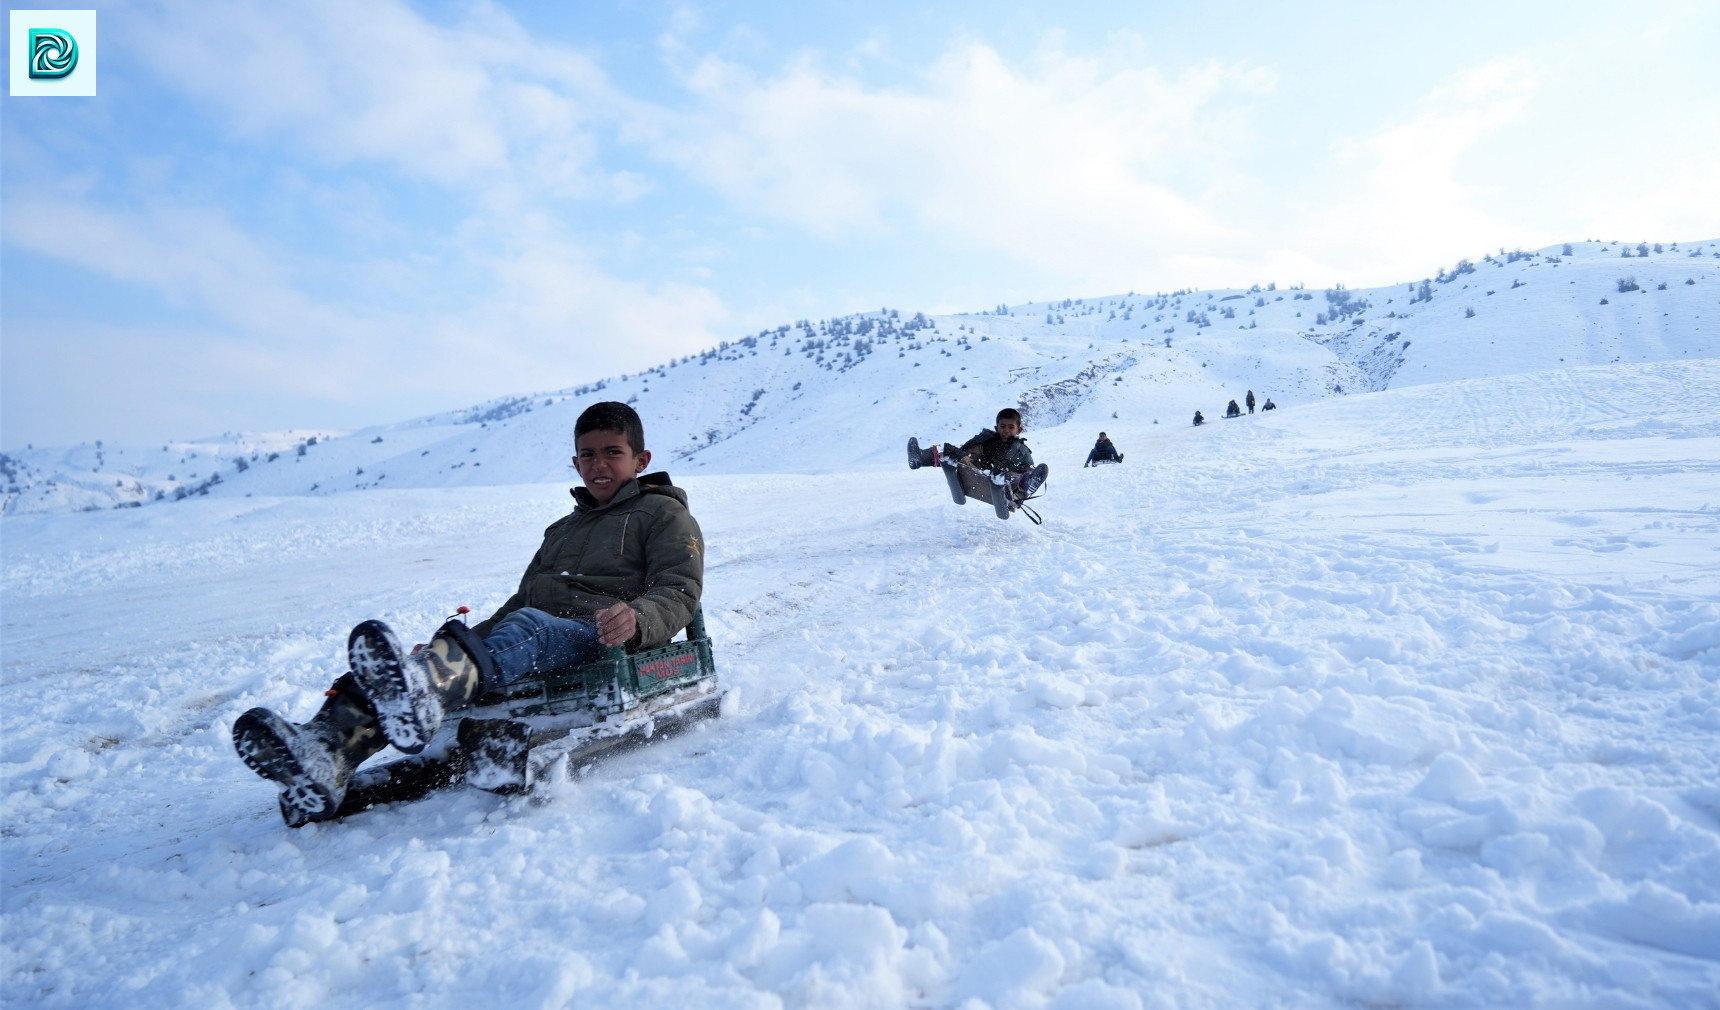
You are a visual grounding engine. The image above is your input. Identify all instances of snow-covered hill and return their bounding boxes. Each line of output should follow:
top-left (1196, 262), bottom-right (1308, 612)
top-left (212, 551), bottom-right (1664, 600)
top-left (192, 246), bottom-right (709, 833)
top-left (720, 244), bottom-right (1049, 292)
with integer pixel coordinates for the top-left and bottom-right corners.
top-left (4, 359), bottom-right (1718, 1008)
top-left (5, 238), bottom-right (1717, 514)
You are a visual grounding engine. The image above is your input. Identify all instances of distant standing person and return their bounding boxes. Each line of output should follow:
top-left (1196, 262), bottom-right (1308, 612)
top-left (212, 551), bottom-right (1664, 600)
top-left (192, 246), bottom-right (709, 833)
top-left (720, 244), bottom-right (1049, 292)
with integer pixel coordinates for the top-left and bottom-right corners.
top-left (1085, 432), bottom-right (1123, 466)
top-left (1226, 399), bottom-right (1242, 418)
top-left (1246, 390), bottom-right (1256, 414)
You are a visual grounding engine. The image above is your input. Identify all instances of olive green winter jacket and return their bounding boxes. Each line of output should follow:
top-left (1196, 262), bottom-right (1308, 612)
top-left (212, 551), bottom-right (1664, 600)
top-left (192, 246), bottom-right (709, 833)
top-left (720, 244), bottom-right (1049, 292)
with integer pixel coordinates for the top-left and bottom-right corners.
top-left (958, 428), bottom-right (1035, 474)
top-left (473, 473), bottom-right (704, 651)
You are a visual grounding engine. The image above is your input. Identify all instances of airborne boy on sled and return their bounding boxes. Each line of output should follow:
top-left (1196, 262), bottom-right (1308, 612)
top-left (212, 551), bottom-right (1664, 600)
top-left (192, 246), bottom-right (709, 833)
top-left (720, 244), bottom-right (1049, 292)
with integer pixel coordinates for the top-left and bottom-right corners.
top-left (907, 407), bottom-right (1050, 522)
top-left (232, 401), bottom-right (705, 823)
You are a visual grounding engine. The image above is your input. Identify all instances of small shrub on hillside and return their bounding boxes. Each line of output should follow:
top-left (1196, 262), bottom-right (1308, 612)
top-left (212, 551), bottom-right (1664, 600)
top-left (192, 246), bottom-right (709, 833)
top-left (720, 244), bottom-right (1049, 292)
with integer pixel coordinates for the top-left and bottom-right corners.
top-left (1617, 277), bottom-right (1639, 293)
top-left (1436, 260), bottom-right (1475, 283)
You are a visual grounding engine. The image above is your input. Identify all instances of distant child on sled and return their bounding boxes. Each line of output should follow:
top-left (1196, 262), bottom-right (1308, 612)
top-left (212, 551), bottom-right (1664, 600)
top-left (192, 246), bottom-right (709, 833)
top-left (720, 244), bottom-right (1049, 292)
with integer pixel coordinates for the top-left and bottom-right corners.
top-left (1085, 432), bottom-right (1123, 466)
top-left (906, 407), bottom-right (1049, 499)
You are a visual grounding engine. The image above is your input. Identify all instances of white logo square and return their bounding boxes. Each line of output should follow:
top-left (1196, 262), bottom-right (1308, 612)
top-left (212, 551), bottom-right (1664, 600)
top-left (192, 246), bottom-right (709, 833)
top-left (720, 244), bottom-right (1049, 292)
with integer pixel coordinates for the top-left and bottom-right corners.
top-left (10, 9), bottom-right (96, 97)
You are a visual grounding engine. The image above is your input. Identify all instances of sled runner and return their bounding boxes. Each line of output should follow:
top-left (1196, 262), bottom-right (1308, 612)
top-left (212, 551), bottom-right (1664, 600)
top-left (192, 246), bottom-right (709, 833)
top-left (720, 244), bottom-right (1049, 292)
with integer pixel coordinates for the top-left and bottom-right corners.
top-left (278, 608), bottom-right (720, 827)
top-left (941, 456), bottom-right (1042, 525)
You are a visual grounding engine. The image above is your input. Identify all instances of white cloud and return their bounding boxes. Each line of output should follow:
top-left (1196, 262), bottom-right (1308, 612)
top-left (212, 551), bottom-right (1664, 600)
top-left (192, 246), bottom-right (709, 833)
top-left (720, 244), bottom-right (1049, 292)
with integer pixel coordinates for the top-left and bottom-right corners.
top-left (126, 0), bottom-right (646, 197)
top-left (1575, 149), bottom-right (1720, 244)
top-left (3, 190), bottom-right (726, 419)
top-left (0, 0), bottom-right (733, 438)
top-left (1298, 59), bottom-right (1542, 284)
top-left (4, 195), bottom-right (353, 343)
top-left (640, 40), bottom-right (1277, 291)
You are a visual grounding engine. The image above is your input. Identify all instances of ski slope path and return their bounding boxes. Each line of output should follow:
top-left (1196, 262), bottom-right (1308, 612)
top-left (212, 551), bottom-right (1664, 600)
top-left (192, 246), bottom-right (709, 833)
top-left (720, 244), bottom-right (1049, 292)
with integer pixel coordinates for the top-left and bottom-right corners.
top-left (5, 361), bottom-right (1719, 1008)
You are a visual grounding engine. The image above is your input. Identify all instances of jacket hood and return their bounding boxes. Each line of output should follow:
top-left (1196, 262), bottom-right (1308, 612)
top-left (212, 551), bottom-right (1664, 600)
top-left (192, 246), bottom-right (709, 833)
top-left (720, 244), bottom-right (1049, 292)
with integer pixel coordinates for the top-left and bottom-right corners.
top-left (570, 471), bottom-right (688, 511)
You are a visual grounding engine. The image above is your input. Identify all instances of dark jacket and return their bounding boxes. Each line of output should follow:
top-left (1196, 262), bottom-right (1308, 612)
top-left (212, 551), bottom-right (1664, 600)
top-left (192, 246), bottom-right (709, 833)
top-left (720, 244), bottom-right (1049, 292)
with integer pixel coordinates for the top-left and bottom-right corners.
top-left (1089, 437), bottom-right (1119, 461)
top-left (959, 429), bottom-right (1034, 474)
top-left (474, 472), bottom-right (704, 651)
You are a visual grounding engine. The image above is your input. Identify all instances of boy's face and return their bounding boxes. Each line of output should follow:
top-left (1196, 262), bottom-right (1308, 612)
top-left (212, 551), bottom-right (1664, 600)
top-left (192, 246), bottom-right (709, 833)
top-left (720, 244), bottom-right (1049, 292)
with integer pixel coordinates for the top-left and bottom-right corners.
top-left (575, 429), bottom-right (651, 504)
top-left (995, 417), bottom-right (1021, 440)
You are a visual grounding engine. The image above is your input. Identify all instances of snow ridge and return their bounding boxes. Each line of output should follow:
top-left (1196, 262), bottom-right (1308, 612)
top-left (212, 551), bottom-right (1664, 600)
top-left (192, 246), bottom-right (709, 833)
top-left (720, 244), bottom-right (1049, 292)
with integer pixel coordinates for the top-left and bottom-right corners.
top-left (4, 238), bottom-right (1717, 515)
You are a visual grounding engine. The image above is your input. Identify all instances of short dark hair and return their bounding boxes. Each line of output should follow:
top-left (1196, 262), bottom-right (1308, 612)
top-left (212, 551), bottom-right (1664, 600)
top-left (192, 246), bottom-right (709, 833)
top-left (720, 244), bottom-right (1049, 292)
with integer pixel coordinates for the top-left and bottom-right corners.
top-left (996, 407), bottom-right (1022, 425)
top-left (575, 401), bottom-right (645, 454)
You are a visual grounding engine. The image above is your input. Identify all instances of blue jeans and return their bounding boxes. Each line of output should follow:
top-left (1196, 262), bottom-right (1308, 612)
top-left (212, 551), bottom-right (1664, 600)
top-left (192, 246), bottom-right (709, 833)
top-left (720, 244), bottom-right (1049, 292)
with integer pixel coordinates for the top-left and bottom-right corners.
top-left (481, 608), bottom-right (605, 687)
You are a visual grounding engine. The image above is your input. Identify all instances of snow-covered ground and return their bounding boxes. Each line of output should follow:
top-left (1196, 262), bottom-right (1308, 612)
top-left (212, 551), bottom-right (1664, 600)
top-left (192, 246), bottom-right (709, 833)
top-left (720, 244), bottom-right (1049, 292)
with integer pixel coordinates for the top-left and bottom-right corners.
top-left (5, 358), bottom-right (1719, 1008)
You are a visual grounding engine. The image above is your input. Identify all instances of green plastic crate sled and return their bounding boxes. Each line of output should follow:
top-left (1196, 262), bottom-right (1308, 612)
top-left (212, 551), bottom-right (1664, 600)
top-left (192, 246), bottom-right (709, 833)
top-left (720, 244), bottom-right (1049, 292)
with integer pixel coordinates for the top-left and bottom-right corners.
top-left (284, 606), bottom-right (721, 826)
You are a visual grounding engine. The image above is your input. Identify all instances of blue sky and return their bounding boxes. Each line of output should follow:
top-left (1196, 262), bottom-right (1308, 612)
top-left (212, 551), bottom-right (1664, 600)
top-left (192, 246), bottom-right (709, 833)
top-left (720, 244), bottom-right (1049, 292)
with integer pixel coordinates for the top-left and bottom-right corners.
top-left (4, 0), bottom-right (1717, 448)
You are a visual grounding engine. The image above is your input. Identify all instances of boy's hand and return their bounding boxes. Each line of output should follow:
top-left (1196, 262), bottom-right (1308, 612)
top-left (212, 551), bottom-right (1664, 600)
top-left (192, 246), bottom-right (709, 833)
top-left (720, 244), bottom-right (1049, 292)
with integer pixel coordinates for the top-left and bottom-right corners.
top-left (595, 602), bottom-right (638, 648)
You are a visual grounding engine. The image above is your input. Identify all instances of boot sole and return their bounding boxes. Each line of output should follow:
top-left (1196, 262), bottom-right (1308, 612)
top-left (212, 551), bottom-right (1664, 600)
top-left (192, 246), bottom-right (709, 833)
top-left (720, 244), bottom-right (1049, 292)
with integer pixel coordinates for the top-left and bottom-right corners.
top-left (907, 437), bottom-right (922, 469)
top-left (232, 708), bottom-right (340, 821)
top-left (347, 620), bottom-right (432, 754)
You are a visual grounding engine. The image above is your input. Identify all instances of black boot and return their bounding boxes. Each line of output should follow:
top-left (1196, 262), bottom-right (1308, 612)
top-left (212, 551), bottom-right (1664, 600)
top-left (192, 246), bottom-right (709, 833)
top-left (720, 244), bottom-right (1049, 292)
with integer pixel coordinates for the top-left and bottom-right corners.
top-left (907, 437), bottom-right (939, 469)
top-left (232, 674), bottom-right (387, 823)
top-left (347, 619), bottom-right (495, 755)
top-left (1014, 463), bottom-right (1049, 497)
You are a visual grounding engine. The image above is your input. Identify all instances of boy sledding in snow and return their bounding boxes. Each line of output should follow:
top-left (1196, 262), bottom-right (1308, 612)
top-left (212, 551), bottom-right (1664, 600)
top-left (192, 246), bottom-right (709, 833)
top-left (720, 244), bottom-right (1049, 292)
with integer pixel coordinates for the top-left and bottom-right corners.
top-left (1085, 432), bottom-right (1123, 466)
top-left (906, 407), bottom-right (1049, 499)
top-left (232, 401), bottom-right (704, 823)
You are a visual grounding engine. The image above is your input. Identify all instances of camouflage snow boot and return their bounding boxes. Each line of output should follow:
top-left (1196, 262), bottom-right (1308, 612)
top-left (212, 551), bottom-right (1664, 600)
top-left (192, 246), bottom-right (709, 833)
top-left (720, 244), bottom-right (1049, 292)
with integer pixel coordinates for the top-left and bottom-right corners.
top-left (346, 619), bottom-right (495, 755)
top-left (232, 674), bottom-right (387, 824)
